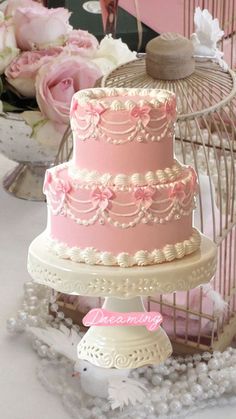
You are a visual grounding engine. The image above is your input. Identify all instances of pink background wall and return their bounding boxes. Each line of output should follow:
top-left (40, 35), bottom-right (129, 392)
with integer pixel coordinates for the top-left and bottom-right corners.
top-left (119, 0), bottom-right (236, 67)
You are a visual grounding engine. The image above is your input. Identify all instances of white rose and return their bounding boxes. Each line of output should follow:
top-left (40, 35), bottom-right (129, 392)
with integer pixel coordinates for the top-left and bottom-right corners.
top-left (0, 17), bottom-right (19, 74)
top-left (91, 35), bottom-right (137, 75)
top-left (22, 111), bottom-right (65, 150)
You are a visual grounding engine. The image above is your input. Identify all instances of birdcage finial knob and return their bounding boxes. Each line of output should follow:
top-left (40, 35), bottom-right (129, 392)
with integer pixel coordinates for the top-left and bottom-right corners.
top-left (146, 33), bottom-right (195, 80)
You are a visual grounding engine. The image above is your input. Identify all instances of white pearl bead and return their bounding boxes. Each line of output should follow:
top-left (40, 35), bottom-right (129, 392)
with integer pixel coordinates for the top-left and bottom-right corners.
top-left (156, 401), bottom-right (169, 414)
top-left (101, 403), bottom-right (110, 413)
top-left (193, 353), bottom-right (202, 362)
top-left (16, 320), bottom-right (26, 332)
top-left (151, 390), bottom-right (161, 403)
top-left (151, 374), bottom-right (163, 386)
top-left (65, 317), bottom-right (73, 326)
top-left (188, 375), bottom-right (197, 384)
top-left (6, 317), bottom-right (17, 332)
top-left (169, 372), bottom-right (179, 382)
top-left (213, 351), bottom-right (221, 358)
top-left (167, 392), bottom-right (174, 401)
top-left (17, 311), bottom-right (28, 321)
top-left (208, 358), bottom-right (219, 370)
top-left (28, 296), bottom-right (39, 306)
top-left (38, 345), bottom-right (48, 358)
top-left (169, 399), bottom-right (182, 413)
top-left (207, 389), bottom-right (215, 398)
top-left (201, 377), bottom-right (213, 390)
top-left (162, 379), bottom-right (172, 387)
top-left (50, 303), bottom-right (59, 312)
top-left (191, 384), bottom-right (203, 399)
top-left (182, 392), bottom-right (193, 406)
top-left (47, 348), bottom-right (58, 360)
top-left (144, 368), bottom-right (153, 380)
top-left (28, 315), bottom-right (39, 327)
top-left (24, 281), bottom-right (34, 291)
top-left (196, 362), bottom-right (208, 374)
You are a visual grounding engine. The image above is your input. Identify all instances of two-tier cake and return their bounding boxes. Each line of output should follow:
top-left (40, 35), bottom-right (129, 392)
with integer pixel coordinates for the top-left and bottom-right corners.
top-left (43, 88), bottom-right (201, 268)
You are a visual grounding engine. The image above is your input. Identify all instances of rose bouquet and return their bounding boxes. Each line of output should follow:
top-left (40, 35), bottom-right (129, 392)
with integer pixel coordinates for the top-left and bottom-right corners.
top-left (0, 0), bottom-right (136, 151)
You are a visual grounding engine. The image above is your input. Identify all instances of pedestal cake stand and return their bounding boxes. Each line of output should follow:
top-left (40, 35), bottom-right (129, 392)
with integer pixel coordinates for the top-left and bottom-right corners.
top-left (28, 233), bottom-right (217, 369)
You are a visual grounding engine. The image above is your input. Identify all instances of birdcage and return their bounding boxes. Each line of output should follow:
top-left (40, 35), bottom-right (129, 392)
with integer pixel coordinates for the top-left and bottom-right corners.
top-left (55, 36), bottom-right (236, 353)
top-left (96, 31), bottom-right (236, 353)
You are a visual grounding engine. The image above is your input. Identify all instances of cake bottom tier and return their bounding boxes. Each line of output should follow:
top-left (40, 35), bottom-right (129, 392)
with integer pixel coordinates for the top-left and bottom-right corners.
top-left (44, 163), bottom-right (201, 267)
top-left (45, 227), bottom-right (201, 267)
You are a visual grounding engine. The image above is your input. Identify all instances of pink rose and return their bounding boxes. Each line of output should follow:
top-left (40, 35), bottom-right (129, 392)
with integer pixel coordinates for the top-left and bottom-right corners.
top-left (13, 5), bottom-right (72, 50)
top-left (5, 0), bottom-right (42, 17)
top-left (36, 55), bottom-right (102, 126)
top-left (5, 48), bottom-right (62, 97)
top-left (64, 29), bottom-right (98, 57)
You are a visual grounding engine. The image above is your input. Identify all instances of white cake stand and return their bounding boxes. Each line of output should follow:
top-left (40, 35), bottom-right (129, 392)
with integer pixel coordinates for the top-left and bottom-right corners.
top-left (28, 233), bottom-right (217, 369)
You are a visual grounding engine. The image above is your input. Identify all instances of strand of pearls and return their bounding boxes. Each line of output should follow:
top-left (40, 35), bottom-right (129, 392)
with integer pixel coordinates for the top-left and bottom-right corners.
top-left (6, 280), bottom-right (236, 418)
top-left (6, 280), bottom-right (79, 359)
top-left (34, 348), bottom-right (236, 419)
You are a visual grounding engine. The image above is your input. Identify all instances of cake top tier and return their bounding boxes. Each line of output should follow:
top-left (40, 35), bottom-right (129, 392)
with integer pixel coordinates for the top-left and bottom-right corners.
top-left (70, 88), bottom-right (177, 175)
top-left (70, 87), bottom-right (176, 144)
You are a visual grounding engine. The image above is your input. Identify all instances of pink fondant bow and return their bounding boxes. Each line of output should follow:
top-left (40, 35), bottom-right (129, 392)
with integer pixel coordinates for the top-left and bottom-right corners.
top-left (134, 187), bottom-right (155, 209)
top-left (91, 187), bottom-right (114, 211)
top-left (169, 182), bottom-right (186, 201)
top-left (84, 102), bottom-right (106, 126)
top-left (130, 105), bottom-right (151, 127)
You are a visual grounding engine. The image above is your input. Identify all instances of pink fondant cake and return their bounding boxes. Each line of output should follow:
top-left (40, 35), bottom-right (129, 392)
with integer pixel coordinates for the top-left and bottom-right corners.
top-left (43, 88), bottom-right (201, 267)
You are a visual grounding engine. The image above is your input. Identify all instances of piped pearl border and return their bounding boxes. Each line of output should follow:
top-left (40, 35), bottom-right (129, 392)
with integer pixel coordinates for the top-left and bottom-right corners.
top-left (46, 228), bottom-right (201, 268)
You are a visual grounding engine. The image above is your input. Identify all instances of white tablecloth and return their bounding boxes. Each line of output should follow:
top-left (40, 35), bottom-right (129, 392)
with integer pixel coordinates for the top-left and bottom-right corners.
top-left (0, 154), bottom-right (236, 419)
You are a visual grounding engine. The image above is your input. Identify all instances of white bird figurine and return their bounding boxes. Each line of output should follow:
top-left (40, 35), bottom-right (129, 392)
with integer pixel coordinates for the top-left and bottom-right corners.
top-left (29, 324), bottom-right (147, 409)
top-left (191, 7), bottom-right (228, 70)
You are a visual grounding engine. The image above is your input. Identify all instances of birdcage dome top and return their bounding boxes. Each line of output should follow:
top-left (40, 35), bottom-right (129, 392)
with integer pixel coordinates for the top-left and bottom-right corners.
top-left (101, 58), bottom-right (236, 120)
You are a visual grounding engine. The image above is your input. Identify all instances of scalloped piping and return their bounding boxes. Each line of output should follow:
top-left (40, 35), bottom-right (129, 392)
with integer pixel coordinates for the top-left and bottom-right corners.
top-left (45, 228), bottom-right (201, 268)
top-left (51, 161), bottom-right (186, 188)
top-left (68, 161), bottom-right (183, 187)
top-left (73, 87), bottom-right (175, 110)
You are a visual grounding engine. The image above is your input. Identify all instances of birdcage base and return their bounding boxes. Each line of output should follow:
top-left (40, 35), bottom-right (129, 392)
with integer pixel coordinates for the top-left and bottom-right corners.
top-left (3, 162), bottom-right (49, 201)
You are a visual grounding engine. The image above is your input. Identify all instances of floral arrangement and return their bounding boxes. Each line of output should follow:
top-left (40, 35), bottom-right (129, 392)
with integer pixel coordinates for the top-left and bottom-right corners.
top-left (0, 0), bottom-right (136, 149)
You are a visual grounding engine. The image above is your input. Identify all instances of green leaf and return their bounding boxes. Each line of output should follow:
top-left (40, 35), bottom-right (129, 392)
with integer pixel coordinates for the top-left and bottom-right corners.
top-left (30, 118), bottom-right (48, 139)
top-left (0, 77), bottom-right (3, 96)
top-left (2, 101), bottom-right (25, 112)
